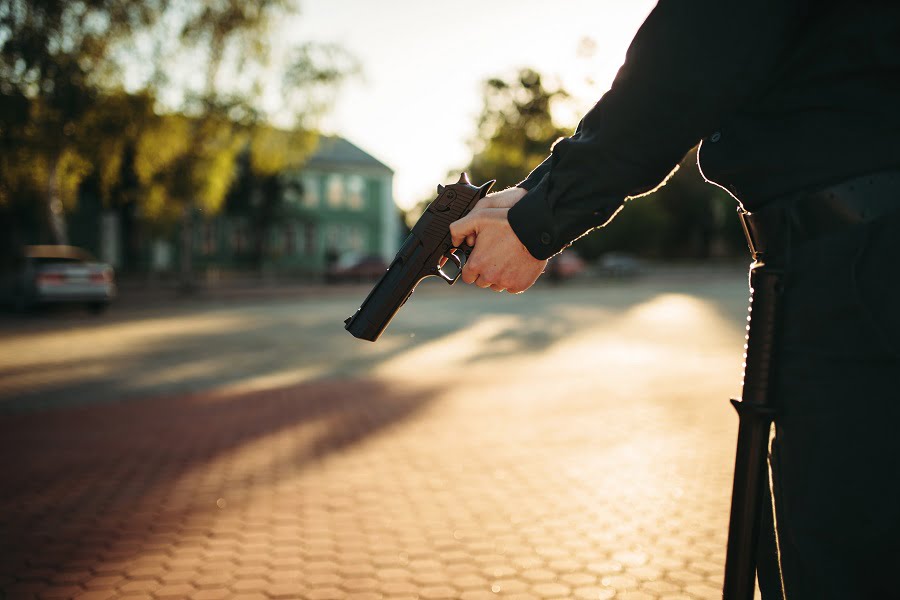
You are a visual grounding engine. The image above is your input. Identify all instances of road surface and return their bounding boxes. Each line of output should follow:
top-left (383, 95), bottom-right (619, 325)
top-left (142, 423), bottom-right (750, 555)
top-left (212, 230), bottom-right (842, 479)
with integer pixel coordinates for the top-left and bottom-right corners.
top-left (0, 269), bottom-right (756, 599)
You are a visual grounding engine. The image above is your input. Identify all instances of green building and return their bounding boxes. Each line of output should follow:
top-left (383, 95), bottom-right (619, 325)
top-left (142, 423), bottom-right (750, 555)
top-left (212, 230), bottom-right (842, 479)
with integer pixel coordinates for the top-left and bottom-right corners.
top-left (273, 135), bottom-right (398, 271)
top-left (5, 135), bottom-right (400, 279)
top-left (145, 135), bottom-right (400, 277)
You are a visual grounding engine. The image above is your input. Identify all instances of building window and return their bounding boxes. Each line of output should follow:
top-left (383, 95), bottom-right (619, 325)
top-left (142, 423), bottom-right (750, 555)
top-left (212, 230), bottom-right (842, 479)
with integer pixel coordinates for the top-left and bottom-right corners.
top-left (283, 177), bottom-right (303, 205)
top-left (293, 225), bottom-right (305, 255)
top-left (347, 175), bottom-right (365, 210)
top-left (366, 178), bottom-right (381, 209)
top-left (347, 226), bottom-right (366, 252)
top-left (325, 224), bottom-right (340, 249)
top-left (270, 226), bottom-right (285, 256)
top-left (304, 223), bottom-right (317, 255)
top-left (327, 173), bottom-right (344, 208)
top-left (202, 221), bottom-right (217, 256)
top-left (284, 222), bottom-right (296, 254)
top-left (230, 220), bottom-right (248, 254)
top-left (302, 175), bottom-right (319, 208)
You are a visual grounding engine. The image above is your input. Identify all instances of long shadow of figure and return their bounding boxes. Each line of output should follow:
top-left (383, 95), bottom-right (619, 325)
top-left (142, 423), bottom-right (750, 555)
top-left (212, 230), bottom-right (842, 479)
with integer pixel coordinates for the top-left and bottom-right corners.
top-left (0, 376), bottom-right (436, 597)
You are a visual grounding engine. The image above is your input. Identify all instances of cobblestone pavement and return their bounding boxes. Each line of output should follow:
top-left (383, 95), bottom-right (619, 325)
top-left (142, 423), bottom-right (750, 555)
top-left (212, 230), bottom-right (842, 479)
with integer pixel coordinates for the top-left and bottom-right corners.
top-left (0, 273), bottom-right (755, 599)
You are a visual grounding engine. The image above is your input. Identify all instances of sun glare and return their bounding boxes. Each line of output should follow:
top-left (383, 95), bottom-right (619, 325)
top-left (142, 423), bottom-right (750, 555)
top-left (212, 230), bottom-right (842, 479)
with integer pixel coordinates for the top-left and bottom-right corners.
top-left (286, 0), bottom-right (657, 210)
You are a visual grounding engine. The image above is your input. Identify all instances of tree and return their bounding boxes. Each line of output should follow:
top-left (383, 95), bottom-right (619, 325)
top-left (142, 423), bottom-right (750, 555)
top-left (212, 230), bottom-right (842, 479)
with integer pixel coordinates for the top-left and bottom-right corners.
top-left (569, 148), bottom-right (746, 261)
top-left (452, 66), bottom-right (746, 261)
top-left (465, 68), bottom-right (571, 190)
top-left (223, 126), bottom-right (317, 268)
top-left (1, 0), bottom-right (357, 284)
top-left (114, 0), bottom-right (356, 287)
top-left (405, 68), bottom-right (571, 227)
top-left (0, 0), bottom-right (166, 244)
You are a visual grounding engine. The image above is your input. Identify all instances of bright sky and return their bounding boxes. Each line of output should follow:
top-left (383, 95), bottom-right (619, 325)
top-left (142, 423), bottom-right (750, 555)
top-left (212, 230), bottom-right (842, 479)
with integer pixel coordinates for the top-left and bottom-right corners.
top-left (281, 0), bottom-right (657, 210)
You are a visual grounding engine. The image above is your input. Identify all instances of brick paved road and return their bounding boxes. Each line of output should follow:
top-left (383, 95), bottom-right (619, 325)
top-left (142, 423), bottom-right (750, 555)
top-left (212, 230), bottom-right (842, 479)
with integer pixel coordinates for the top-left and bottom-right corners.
top-left (0, 271), bottom-right (756, 599)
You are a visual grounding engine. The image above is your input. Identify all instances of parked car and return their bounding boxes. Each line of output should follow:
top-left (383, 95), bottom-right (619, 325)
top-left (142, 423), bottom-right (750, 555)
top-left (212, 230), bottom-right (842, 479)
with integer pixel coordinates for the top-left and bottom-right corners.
top-left (545, 251), bottom-right (587, 283)
top-left (596, 251), bottom-right (642, 278)
top-left (0, 245), bottom-right (116, 313)
top-left (326, 254), bottom-right (388, 283)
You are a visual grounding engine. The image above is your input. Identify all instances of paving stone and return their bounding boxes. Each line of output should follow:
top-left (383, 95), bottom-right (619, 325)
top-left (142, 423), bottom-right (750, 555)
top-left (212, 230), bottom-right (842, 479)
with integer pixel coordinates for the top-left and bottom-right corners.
top-left (459, 592), bottom-right (497, 600)
top-left (118, 579), bottom-right (160, 594)
top-left (230, 593), bottom-right (269, 600)
top-left (559, 572), bottom-right (596, 586)
top-left (266, 569), bottom-right (304, 583)
top-left (37, 584), bottom-right (84, 599)
top-left (83, 575), bottom-right (126, 590)
top-left (531, 582), bottom-right (571, 598)
top-left (342, 591), bottom-right (383, 600)
top-left (307, 573), bottom-right (342, 587)
top-left (641, 579), bottom-right (680, 594)
top-left (267, 582), bottom-right (308, 598)
top-left (453, 573), bottom-right (488, 589)
top-left (193, 572), bottom-right (234, 588)
top-left (51, 570), bottom-right (93, 585)
top-left (305, 587), bottom-right (347, 600)
top-left (491, 579), bottom-right (529, 594)
top-left (418, 585), bottom-right (457, 599)
top-left (230, 577), bottom-right (269, 593)
top-left (0, 287), bottom-right (748, 600)
top-left (521, 569), bottom-right (556, 583)
top-left (683, 582), bottom-right (723, 599)
top-left (617, 592), bottom-right (656, 600)
top-left (573, 587), bottom-right (617, 600)
top-left (77, 591), bottom-right (117, 600)
top-left (192, 589), bottom-right (231, 600)
top-left (153, 582), bottom-right (196, 598)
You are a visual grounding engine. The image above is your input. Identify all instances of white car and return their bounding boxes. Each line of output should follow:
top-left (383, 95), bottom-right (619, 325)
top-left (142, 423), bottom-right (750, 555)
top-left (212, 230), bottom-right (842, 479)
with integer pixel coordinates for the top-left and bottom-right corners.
top-left (2, 245), bottom-right (116, 313)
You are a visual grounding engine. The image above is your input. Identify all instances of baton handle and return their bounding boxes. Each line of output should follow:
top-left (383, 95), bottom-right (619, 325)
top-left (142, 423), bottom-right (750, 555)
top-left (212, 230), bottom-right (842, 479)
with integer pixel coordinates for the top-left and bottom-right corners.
top-left (722, 261), bottom-right (783, 600)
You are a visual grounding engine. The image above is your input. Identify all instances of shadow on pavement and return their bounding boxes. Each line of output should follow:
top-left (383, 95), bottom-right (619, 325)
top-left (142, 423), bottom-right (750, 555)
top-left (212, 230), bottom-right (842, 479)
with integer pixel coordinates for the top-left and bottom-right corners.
top-left (0, 376), bottom-right (435, 595)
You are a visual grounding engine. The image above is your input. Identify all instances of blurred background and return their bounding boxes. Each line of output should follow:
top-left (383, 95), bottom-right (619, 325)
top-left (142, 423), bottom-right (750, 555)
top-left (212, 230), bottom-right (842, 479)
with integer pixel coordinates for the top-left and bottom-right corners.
top-left (0, 0), bottom-right (748, 293)
top-left (0, 1), bottom-right (757, 599)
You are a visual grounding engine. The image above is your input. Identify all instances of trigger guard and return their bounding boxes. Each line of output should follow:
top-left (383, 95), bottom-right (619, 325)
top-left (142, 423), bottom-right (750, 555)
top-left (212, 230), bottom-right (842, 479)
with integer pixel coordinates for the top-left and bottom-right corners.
top-left (436, 250), bottom-right (464, 284)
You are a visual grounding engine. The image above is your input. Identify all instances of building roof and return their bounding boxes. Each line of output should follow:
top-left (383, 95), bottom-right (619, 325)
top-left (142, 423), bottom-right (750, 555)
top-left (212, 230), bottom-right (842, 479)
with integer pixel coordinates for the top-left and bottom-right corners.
top-left (306, 135), bottom-right (393, 173)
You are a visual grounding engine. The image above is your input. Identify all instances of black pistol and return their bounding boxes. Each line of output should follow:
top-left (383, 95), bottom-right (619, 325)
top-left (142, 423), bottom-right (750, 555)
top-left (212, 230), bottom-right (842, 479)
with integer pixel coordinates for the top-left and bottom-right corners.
top-left (344, 173), bottom-right (494, 341)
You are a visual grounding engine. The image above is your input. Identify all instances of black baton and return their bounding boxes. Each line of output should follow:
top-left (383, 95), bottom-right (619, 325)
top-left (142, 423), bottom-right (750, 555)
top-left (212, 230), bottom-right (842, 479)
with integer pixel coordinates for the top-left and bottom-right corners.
top-left (722, 210), bottom-right (785, 600)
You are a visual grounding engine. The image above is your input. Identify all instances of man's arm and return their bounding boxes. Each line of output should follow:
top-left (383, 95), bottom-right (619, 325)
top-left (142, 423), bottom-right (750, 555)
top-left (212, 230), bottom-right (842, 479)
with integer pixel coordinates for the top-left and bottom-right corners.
top-left (507, 0), bottom-right (811, 260)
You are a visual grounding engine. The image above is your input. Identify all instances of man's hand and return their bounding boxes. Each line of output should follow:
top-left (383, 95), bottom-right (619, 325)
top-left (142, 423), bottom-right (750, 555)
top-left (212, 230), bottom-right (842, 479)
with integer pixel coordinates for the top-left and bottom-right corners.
top-left (450, 187), bottom-right (547, 294)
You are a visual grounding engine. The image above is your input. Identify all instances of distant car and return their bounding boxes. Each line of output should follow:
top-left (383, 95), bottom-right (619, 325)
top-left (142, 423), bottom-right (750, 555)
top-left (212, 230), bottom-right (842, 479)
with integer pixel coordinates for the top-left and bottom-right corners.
top-left (0, 245), bottom-right (116, 313)
top-left (326, 254), bottom-right (388, 283)
top-left (545, 251), bottom-right (587, 283)
top-left (597, 251), bottom-right (642, 278)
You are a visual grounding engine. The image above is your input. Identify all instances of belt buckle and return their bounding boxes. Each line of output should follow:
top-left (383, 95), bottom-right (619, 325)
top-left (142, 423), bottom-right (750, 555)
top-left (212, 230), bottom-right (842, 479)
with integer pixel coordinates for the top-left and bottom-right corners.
top-left (737, 207), bottom-right (760, 261)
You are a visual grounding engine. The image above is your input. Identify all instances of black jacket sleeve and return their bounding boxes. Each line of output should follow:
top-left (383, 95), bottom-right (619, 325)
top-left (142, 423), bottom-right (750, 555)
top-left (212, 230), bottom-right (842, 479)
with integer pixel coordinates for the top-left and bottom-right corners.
top-left (508, 0), bottom-right (810, 259)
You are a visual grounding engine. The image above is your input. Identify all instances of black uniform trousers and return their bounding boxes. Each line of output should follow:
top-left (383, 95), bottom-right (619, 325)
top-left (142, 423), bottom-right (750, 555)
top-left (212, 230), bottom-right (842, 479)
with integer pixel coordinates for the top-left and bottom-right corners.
top-left (753, 196), bottom-right (900, 599)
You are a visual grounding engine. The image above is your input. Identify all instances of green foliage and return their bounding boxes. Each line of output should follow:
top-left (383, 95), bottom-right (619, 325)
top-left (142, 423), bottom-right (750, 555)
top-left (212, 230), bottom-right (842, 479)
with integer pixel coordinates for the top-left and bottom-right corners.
top-left (0, 0), bottom-right (165, 241)
top-left (1, 0), bottom-right (356, 254)
top-left (248, 125), bottom-right (317, 177)
top-left (465, 68), bottom-right (571, 190)
top-left (571, 148), bottom-right (745, 260)
top-left (407, 68), bottom-right (571, 228)
top-left (455, 66), bottom-right (747, 260)
top-left (223, 127), bottom-right (317, 267)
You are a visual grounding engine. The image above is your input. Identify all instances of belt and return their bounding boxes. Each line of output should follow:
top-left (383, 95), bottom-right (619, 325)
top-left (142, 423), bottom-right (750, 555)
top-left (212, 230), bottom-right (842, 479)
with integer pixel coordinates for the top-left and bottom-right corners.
top-left (739, 170), bottom-right (900, 263)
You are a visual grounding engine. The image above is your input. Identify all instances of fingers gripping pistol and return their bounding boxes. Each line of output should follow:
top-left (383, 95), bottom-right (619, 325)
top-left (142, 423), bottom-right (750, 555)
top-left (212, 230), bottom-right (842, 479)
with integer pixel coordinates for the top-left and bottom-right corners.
top-left (344, 173), bottom-right (494, 341)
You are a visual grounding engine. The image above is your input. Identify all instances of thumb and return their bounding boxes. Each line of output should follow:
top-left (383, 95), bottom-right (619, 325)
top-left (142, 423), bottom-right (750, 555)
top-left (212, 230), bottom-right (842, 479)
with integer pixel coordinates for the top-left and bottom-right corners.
top-left (450, 213), bottom-right (478, 248)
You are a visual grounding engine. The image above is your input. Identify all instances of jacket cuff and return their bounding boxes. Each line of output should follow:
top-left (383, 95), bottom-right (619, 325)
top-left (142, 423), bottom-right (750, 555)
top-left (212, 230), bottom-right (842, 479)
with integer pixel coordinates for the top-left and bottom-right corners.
top-left (509, 172), bottom-right (625, 261)
top-left (517, 157), bottom-right (552, 192)
top-left (508, 173), bottom-right (568, 260)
